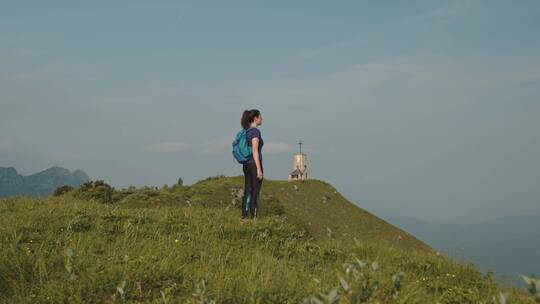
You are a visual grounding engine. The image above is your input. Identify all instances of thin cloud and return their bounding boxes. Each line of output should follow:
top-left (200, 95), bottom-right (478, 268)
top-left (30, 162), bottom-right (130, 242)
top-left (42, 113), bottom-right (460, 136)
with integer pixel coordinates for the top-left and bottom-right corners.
top-left (264, 142), bottom-right (297, 154)
top-left (145, 142), bottom-right (192, 153)
top-left (0, 139), bottom-right (14, 151)
top-left (422, 0), bottom-right (478, 22)
top-left (201, 138), bottom-right (304, 155)
top-left (201, 138), bottom-right (231, 155)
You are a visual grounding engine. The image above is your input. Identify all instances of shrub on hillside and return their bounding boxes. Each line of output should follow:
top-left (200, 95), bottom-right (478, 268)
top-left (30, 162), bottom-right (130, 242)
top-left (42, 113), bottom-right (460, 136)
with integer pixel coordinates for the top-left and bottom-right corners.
top-left (75, 179), bottom-right (115, 203)
top-left (53, 185), bottom-right (74, 196)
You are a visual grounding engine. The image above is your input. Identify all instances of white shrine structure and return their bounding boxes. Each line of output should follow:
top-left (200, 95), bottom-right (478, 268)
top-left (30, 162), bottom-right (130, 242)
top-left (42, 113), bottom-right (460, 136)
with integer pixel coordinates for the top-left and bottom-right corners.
top-left (288, 140), bottom-right (309, 181)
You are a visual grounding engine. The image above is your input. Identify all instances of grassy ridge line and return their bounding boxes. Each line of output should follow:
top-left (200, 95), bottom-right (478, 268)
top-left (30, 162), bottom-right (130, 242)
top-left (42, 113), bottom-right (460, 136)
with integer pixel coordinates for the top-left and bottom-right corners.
top-left (189, 176), bottom-right (430, 251)
top-left (0, 176), bottom-right (534, 303)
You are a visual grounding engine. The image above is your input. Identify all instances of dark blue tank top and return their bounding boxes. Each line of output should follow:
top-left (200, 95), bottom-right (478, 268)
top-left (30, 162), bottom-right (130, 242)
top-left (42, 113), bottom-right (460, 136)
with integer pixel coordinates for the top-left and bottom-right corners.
top-left (246, 127), bottom-right (263, 164)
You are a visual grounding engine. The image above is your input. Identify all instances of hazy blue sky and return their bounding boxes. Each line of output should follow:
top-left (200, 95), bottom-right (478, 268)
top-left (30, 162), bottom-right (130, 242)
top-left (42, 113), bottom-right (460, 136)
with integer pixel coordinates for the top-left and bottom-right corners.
top-left (1, 1), bottom-right (539, 222)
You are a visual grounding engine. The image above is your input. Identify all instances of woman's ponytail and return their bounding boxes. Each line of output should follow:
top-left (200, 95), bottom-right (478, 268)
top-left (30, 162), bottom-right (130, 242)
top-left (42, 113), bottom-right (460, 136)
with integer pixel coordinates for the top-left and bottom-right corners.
top-left (241, 110), bottom-right (251, 129)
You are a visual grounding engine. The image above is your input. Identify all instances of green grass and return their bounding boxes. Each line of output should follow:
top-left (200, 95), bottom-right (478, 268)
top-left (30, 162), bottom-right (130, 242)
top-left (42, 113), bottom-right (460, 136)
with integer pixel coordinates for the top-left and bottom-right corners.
top-left (0, 176), bottom-right (534, 303)
top-left (190, 176), bottom-right (430, 251)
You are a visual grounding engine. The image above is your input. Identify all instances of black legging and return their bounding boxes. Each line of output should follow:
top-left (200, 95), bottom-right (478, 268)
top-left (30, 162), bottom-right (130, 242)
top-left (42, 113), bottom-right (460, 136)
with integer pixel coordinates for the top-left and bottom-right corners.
top-left (242, 161), bottom-right (263, 218)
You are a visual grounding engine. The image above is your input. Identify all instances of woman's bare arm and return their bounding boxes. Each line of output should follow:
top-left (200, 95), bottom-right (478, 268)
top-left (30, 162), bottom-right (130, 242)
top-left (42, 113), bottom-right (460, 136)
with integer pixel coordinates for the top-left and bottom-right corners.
top-left (251, 138), bottom-right (263, 178)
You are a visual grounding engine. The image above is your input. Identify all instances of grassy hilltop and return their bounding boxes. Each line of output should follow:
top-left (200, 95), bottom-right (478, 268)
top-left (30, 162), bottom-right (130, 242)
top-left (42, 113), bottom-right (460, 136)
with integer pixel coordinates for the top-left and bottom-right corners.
top-left (0, 176), bottom-right (535, 303)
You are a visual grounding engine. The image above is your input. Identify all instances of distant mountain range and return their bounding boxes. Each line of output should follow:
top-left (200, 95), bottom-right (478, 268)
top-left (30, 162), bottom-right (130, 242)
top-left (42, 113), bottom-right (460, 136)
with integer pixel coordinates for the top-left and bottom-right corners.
top-left (0, 166), bottom-right (89, 198)
top-left (387, 214), bottom-right (540, 278)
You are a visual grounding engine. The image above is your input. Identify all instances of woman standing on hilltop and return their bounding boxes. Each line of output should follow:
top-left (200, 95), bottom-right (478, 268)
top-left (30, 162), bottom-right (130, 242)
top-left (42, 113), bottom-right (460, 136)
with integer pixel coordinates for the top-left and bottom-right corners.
top-left (240, 109), bottom-right (264, 223)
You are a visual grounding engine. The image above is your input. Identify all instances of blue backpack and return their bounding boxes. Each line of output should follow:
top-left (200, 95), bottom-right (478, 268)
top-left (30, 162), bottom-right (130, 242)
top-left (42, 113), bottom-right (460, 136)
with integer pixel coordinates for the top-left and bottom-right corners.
top-left (232, 127), bottom-right (254, 164)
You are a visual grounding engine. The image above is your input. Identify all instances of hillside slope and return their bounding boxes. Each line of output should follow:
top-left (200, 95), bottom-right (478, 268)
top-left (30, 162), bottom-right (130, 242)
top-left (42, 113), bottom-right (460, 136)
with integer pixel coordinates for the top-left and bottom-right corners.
top-left (0, 175), bottom-right (534, 303)
top-left (188, 176), bottom-right (430, 252)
